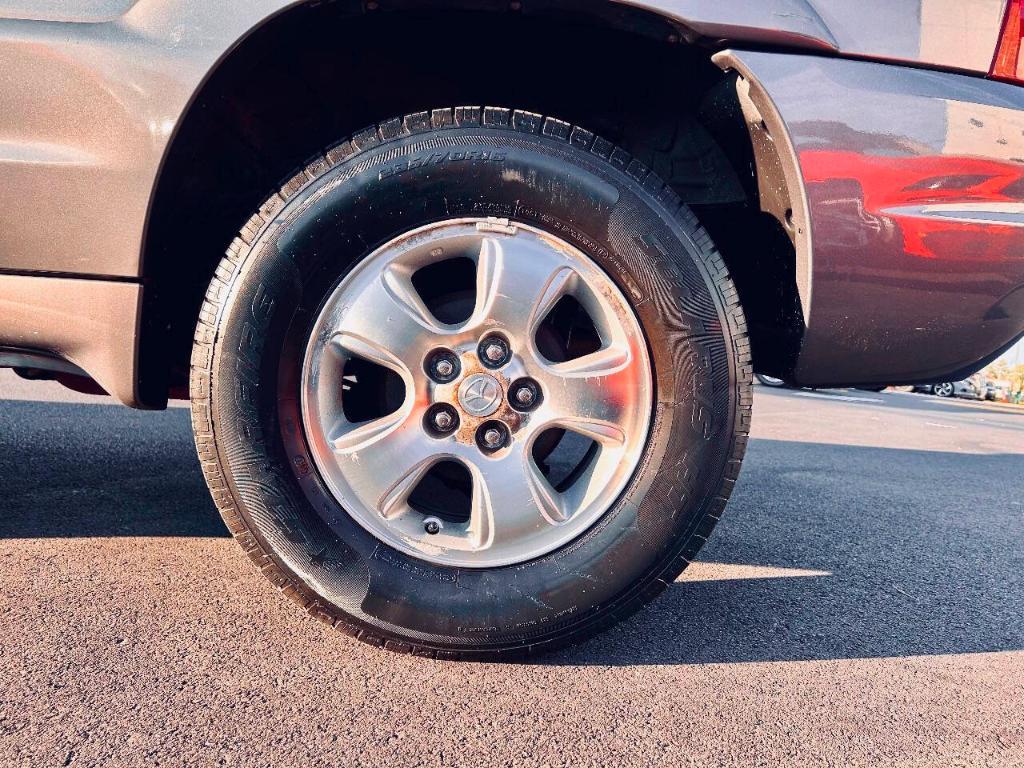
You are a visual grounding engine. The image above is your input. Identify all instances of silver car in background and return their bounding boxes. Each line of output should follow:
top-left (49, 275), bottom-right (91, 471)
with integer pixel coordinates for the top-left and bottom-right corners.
top-left (916, 378), bottom-right (985, 399)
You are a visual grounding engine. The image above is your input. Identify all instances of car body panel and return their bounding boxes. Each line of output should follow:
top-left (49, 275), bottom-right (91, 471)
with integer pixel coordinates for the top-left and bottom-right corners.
top-left (627, 0), bottom-right (1007, 74)
top-left (0, 0), bottom-right (1010, 279)
top-left (718, 50), bottom-right (1024, 387)
top-left (0, 0), bottom-right (295, 277)
top-left (0, 1), bottom-right (141, 22)
top-left (0, 1), bottom-right (1021, 405)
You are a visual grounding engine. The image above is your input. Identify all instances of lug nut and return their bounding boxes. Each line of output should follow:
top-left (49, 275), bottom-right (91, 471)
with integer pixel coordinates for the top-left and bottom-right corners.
top-left (423, 517), bottom-right (442, 535)
top-left (509, 378), bottom-right (541, 411)
top-left (425, 404), bottom-right (459, 436)
top-left (476, 421), bottom-right (510, 452)
top-left (478, 336), bottom-right (511, 368)
top-left (427, 350), bottom-right (460, 383)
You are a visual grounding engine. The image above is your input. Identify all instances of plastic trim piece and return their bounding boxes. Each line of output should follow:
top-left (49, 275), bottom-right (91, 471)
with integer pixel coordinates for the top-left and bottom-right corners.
top-left (713, 49), bottom-right (813, 320)
top-left (0, 273), bottom-right (142, 405)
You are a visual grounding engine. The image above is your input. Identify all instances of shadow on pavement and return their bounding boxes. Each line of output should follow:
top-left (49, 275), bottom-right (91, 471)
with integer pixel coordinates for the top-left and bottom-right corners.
top-left (0, 400), bottom-right (225, 538)
top-left (551, 439), bottom-right (1024, 665)
top-left (2, 401), bottom-right (1022, 665)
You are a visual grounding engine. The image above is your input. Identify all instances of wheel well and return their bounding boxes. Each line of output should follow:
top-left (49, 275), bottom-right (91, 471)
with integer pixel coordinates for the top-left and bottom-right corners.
top-left (140, 2), bottom-right (800, 404)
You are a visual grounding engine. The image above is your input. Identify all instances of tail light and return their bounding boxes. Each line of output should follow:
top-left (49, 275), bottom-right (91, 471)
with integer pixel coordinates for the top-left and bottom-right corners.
top-left (992, 0), bottom-right (1023, 83)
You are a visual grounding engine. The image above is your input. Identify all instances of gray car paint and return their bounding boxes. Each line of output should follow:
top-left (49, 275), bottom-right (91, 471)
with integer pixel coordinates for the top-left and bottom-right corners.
top-left (0, 274), bottom-right (141, 403)
top-left (627, 0), bottom-right (1007, 73)
top-left (0, 0), bottom-right (1009, 279)
top-left (0, 0), bottom-right (1018, 406)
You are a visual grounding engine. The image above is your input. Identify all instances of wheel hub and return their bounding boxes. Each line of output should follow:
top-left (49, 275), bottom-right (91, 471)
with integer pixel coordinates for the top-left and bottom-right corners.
top-left (457, 373), bottom-right (503, 417)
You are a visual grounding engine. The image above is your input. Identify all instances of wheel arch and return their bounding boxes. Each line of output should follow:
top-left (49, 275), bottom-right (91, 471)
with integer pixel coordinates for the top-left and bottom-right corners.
top-left (137, 1), bottom-right (803, 406)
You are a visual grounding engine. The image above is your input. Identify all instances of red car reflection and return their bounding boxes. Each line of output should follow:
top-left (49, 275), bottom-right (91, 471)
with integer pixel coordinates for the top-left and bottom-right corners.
top-left (801, 151), bottom-right (1024, 261)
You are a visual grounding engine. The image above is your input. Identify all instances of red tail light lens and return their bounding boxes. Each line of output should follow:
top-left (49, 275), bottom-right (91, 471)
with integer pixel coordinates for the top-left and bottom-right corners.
top-left (992, 0), bottom-right (1024, 83)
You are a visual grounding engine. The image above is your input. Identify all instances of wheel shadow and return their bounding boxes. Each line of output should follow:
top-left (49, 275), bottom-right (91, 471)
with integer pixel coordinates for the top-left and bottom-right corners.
top-left (545, 440), bottom-right (1024, 665)
top-left (0, 400), bottom-right (225, 538)
top-left (2, 400), bottom-right (1022, 665)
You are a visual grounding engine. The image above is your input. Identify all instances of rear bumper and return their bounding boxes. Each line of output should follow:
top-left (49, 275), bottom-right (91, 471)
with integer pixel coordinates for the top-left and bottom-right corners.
top-left (718, 51), bottom-right (1024, 387)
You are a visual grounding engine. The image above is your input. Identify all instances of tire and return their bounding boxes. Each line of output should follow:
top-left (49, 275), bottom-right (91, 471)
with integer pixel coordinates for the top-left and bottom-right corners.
top-left (756, 374), bottom-right (788, 388)
top-left (190, 107), bottom-right (751, 659)
top-left (933, 382), bottom-right (955, 397)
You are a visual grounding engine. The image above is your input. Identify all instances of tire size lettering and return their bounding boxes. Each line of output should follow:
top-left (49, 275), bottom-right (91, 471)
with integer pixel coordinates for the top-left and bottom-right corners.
top-left (379, 150), bottom-right (506, 180)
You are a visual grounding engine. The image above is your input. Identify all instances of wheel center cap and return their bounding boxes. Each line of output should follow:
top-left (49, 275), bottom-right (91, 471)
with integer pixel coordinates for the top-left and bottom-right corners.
top-left (457, 373), bottom-right (503, 417)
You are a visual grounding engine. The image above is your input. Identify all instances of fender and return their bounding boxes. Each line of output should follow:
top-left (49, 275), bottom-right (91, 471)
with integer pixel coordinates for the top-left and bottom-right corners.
top-left (716, 49), bottom-right (1024, 387)
top-left (0, 0), bottom-right (1007, 278)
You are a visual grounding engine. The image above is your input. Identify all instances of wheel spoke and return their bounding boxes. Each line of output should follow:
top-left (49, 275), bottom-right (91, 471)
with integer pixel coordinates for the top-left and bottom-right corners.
top-left (333, 261), bottom-right (449, 371)
top-left (537, 344), bottom-right (635, 447)
top-left (546, 344), bottom-right (631, 379)
top-left (329, 332), bottom-right (407, 375)
top-left (381, 263), bottom-right (441, 333)
top-left (331, 414), bottom-right (442, 519)
top-left (470, 234), bottom-right (576, 333)
top-left (330, 408), bottom-right (407, 454)
top-left (526, 265), bottom-right (577, 337)
top-left (467, 452), bottom-right (566, 551)
top-left (557, 419), bottom-right (625, 447)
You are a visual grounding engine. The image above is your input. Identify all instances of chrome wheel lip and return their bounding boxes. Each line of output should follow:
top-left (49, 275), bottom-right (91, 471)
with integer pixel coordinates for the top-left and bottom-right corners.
top-left (300, 218), bottom-right (653, 568)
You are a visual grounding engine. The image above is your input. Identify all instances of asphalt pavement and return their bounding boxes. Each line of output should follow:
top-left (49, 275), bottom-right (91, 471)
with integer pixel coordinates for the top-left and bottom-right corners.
top-left (1, 371), bottom-right (1022, 767)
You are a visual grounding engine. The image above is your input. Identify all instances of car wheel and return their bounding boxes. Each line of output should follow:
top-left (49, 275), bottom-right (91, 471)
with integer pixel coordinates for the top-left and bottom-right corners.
top-left (933, 382), bottom-right (955, 397)
top-left (190, 107), bottom-right (751, 658)
top-left (756, 374), bottom-right (788, 388)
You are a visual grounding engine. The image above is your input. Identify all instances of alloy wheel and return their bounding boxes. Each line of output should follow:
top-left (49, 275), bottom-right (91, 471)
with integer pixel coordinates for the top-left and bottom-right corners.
top-left (300, 219), bottom-right (653, 568)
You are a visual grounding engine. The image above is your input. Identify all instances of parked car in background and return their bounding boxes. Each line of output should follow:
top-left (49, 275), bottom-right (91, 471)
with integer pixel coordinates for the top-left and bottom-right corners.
top-left (1, 0), bottom-right (1022, 659)
top-left (915, 379), bottom-right (985, 399)
top-left (755, 374), bottom-right (887, 392)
